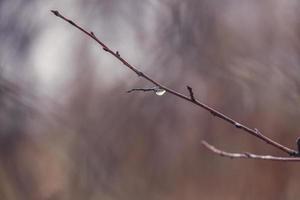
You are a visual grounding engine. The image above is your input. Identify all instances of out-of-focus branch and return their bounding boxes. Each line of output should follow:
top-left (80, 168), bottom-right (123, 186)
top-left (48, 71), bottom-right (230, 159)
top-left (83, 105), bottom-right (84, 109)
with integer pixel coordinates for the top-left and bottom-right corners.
top-left (201, 141), bottom-right (300, 161)
top-left (51, 10), bottom-right (300, 160)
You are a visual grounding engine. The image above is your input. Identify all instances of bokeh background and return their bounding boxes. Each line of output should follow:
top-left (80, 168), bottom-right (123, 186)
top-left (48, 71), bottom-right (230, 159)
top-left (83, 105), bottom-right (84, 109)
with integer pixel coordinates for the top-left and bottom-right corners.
top-left (1, 0), bottom-right (300, 199)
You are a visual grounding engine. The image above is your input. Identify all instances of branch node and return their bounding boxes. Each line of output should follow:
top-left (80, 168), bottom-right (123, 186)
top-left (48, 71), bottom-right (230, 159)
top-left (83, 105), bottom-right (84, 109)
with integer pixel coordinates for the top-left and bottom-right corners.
top-left (254, 128), bottom-right (262, 136)
top-left (136, 71), bottom-right (144, 77)
top-left (244, 152), bottom-right (251, 158)
top-left (210, 111), bottom-right (217, 117)
top-left (116, 51), bottom-right (120, 57)
top-left (187, 85), bottom-right (195, 101)
top-left (289, 151), bottom-right (299, 157)
top-left (103, 47), bottom-right (109, 52)
top-left (295, 137), bottom-right (300, 156)
top-left (234, 122), bottom-right (242, 128)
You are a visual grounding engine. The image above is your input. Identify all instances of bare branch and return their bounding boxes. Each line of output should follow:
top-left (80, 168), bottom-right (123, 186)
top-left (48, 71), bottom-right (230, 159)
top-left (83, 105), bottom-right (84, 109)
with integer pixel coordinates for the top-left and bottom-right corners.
top-left (201, 141), bottom-right (300, 161)
top-left (51, 10), bottom-right (299, 157)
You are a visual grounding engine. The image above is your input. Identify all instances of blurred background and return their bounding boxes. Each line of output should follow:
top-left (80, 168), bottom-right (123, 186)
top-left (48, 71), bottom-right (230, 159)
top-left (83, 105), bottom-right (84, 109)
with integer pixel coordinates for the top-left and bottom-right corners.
top-left (1, 0), bottom-right (300, 199)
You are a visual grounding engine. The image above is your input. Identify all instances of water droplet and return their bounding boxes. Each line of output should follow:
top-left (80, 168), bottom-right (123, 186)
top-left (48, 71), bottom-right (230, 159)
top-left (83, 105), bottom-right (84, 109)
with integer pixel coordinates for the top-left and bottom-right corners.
top-left (155, 89), bottom-right (166, 96)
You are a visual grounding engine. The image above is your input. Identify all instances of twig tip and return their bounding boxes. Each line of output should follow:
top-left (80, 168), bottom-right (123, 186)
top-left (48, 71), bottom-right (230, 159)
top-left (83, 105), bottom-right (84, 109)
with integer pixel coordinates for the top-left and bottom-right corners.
top-left (201, 140), bottom-right (211, 148)
top-left (51, 10), bottom-right (59, 16)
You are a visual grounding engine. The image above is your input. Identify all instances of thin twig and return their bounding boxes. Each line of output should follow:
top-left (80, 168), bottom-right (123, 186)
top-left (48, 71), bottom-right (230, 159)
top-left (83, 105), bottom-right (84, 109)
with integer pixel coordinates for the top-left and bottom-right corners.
top-left (127, 87), bottom-right (156, 93)
top-left (51, 10), bottom-right (298, 157)
top-left (187, 86), bottom-right (195, 101)
top-left (201, 141), bottom-right (300, 161)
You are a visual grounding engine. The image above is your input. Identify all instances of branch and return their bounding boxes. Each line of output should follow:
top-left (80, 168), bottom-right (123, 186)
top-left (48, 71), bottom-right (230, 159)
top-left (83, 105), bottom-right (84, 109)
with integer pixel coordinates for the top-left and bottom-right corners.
top-left (50, 10), bottom-right (299, 157)
top-left (201, 141), bottom-right (300, 162)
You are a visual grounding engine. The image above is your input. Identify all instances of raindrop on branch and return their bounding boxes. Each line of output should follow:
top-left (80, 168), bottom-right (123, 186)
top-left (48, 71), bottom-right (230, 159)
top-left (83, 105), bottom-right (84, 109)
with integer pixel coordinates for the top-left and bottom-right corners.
top-left (155, 88), bottom-right (166, 96)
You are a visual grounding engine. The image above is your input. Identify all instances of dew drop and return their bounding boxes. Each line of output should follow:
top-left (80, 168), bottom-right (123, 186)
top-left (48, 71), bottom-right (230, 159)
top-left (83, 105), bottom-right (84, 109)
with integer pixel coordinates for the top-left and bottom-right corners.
top-left (155, 89), bottom-right (166, 96)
